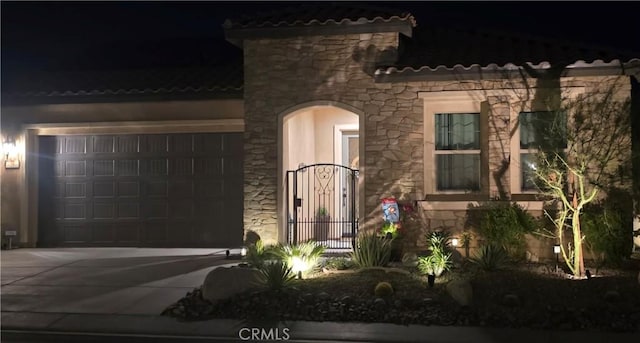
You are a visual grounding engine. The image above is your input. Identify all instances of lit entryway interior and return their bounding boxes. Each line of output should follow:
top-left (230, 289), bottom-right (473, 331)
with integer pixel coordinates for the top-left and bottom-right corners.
top-left (282, 106), bottom-right (359, 249)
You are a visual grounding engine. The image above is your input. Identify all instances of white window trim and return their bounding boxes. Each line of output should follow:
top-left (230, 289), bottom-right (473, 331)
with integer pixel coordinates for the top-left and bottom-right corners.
top-left (421, 92), bottom-right (482, 194)
top-left (421, 87), bottom-right (586, 197)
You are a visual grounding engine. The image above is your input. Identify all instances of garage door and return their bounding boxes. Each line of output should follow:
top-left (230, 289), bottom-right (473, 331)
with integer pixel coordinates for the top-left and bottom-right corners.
top-left (37, 133), bottom-right (244, 247)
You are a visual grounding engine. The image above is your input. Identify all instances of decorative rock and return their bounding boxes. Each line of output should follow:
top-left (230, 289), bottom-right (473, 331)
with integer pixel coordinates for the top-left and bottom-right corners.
top-left (401, 252), bottom-right (418, 267)
top-left (317, 292), bottom-right (330, 301)
top-left (202, 266), bottom-right (261, 303)
top-left (446, 279), bottom-right (473, 307)
top-left (503, 294), bottom-right (521, 307)
top-left (374, 297), bottom-right (387, 308)
top-left (394, 299), bottom-right (404, 308)
top-left (340, 295), bottom-right (353, 305)
top-left (603, 290), bottom-right (621, 303)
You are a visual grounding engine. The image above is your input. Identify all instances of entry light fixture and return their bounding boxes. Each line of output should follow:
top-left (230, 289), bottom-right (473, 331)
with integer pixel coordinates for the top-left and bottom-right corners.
top-left (2, 136), bottom-right (19, 169)
top-left (451, 238), bottom-right (459, 247)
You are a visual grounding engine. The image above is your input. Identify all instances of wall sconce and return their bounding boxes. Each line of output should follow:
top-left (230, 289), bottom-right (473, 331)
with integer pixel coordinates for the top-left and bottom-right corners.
top-left (3, 137), bottom-right (20, 169)
top-left (451, 238), bottom-right (459, 247)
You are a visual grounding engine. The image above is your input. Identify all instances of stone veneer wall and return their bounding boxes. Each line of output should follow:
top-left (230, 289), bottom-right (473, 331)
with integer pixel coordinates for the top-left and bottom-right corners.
top-left (242, 32), bottom-right (426, 243)
top-left (242, 29), bottom-right (632, 251)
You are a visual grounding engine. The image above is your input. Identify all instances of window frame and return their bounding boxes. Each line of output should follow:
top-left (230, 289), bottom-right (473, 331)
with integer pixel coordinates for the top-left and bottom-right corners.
top-left (434, 112), bottom-right (482, 192)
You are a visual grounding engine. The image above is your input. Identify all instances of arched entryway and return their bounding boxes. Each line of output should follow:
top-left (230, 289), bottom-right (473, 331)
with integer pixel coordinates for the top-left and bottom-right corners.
top-left (277, 102), bottom-right (363, 249)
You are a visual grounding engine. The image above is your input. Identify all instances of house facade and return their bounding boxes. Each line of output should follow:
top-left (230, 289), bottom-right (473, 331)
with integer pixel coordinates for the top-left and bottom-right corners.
top-left (2, 5), bottom-right (639, 257)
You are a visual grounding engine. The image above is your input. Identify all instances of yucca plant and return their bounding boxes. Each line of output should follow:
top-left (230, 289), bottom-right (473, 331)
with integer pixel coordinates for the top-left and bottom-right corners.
top-left (273, 241), bottom-right (325, 278)
top-left (258, 261), bottom-right (295, 291)
top-left (350, 231), bottom-right (393, 267)
top-left (245, 240), bottom-right (276, 268)
top-left (470, 244), bottom-right (510, 271)
top-left (417, 252), bottom-right (452, 277)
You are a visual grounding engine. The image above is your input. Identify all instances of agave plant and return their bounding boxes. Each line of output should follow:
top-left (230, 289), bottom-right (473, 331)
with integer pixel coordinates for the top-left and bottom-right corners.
top-left (245, 240), bottom-right (276, 268)
top-left (258, 261), bottom-right (295, 291)
top-left (350, 231), bottom-right (393, 268)
top-left (417, 251), bottom-right (452, 277)
top-left (273, 241), bottom-right (325, 278)
top-left (470, 244), bottom-right (510, 271)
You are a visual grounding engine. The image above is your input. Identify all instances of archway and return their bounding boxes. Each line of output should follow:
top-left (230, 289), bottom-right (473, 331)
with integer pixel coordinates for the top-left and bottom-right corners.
top-left (277, 102), bottom-right (363, 249)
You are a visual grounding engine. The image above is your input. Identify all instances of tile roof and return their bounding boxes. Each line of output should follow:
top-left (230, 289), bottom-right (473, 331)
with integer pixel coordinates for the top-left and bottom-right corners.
top-left (379, 25), bottom-right (640, 77)
top-left (223, 3), bottom-right (415, 29)
top-left (2, 62), bottom-right (243, 101)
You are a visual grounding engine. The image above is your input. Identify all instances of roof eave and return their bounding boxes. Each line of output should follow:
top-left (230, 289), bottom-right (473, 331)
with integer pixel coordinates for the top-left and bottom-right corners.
top-left (375, 59), bottom-right (640, 83)
top-left (225, 20), bottom-right (413, 47)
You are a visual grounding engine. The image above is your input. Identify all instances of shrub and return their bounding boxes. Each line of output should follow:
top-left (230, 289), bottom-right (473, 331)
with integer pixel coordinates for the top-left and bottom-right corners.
top-left (477, 202), bottom-right (536, 259)
top-left (350, 231), bottom-right (392, 267)
top-left (582, 192), bottom-right (633, 266)
top-left (374, 281), bottom-right (394, 297)
top-left (323, 256), bottom-right (355, 270)
top-left (245, 240), bottom-right (276, 268)
top-left (258, 261), bottom-right (295, 291)
top-left (273, 241), bottom-right (325, 278)
top-left (470, 244), bottom-right (510, 271)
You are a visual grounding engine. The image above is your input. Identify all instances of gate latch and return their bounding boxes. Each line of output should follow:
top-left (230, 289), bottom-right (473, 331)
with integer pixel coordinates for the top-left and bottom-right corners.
top-left (294, 198), bottom-right (302, 208)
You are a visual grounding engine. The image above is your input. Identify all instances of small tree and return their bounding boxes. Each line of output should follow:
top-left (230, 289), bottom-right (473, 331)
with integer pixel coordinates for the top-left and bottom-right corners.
top-left (531, 79), bottom-right (632, 277)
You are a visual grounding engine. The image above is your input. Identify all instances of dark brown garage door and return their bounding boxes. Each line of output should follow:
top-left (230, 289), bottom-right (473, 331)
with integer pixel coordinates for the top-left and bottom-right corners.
top-left (37, 133), bottom-right (243, 248)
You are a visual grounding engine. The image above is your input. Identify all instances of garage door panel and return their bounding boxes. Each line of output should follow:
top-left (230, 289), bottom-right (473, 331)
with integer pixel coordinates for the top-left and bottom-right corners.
top-left (116, 224), bottom-right (140, 243)
top-left (93, 224), bottom-right (116, 242)
top-left (143, 222), bottom-right (168, 242)
top-left (194, 157), bottom-right (223, 176)
top-left (144, 159), bottom-right (169, 176)
top-left (118, 202), bottom-right (140, 219)
top-left (147, 200), bottom-right (169, 219)
top-left (93, 136), bottom-right (116, 153)
top-left (94, 181), bottom-right (116, 197)
top-left (40, 133), bottom-right (243, 247)
top-left (94, 160), bottom-right (115, 176)
top-left (64, 136), bottom-right (87, 154)
top-left (169, 134), bottom-right (194, 153)
top-left (65, 161), bottom-right (87, 176)
top-left (172, 158), bottom-right (194, 176)
top-left (63, 224), bottom-right (91, 243)
top-left (117, 160), bottom-right (140, 176)
top-left (115, 181), bottom-right (138, 197)
top-left (117, 135), bottom-right (139, 153)
top-left (195, 180), bottom-right (223, 198)
top-left (93, 202), bottom-right (116, 219)
top-left (141, 135), bottom-right (168, 153)
top-left (64, 182), bottom-right (87, 198)
top-left (63, 203), bottom-right (87, 220)
top-left (170, 202), bottom-right (193, 219)
top-left (169, 180), bottom-right (193, 197)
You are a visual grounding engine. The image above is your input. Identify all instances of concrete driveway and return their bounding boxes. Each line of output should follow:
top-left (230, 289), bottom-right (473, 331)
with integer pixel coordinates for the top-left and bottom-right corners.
top-left (1, 248), bottom-right (240, 316)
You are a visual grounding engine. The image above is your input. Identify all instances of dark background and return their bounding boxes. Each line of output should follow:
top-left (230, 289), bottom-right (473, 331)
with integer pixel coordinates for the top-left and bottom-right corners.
top-left (2, 1), bottom-right (639, 75)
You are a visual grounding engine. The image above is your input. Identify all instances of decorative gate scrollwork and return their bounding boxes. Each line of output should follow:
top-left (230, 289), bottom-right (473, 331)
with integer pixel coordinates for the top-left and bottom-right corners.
top-left (286, 163), bottom-right (358, 249)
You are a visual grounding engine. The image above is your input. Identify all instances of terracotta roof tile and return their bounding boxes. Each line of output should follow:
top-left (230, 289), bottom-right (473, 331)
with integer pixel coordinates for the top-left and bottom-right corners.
top-left (393, 25), bottom-right (639, 71)
top-left (223, 3), bottom-right (415, 29)
top-left (3, 62), bottom-right (243, 100)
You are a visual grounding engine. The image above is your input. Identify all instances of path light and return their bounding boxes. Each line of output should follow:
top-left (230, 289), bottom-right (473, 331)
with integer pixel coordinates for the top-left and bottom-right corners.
top-left (451, 238), bottom-right (459, 247)
top-left (291, 256), bottom-right (306, 279)
top-left (240, 247), bottom-right (247, 257)
top-left (553, 244), bottom-right (561, 271)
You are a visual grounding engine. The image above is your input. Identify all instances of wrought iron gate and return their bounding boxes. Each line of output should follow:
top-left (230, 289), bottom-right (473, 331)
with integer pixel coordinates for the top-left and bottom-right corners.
top-left (286, 163), bottom-right (358, 249)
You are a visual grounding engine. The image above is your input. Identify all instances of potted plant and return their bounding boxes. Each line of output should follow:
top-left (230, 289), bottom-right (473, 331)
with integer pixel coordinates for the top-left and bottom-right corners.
top-left (314, 207), bottom-right (330, 241)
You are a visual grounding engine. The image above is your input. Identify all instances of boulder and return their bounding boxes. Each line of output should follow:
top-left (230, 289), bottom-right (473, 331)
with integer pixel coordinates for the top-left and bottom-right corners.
top-left (202, 266), bottom-right (261, 303)
top-left (446, 279), bottom-right (473, 307)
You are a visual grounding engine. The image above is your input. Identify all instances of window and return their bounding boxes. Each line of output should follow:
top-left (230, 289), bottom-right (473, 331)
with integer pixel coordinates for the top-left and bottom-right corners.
top-left (435, 113), bottom-right (480, 191)
top-left (519, 111), bottom-right (567, 191)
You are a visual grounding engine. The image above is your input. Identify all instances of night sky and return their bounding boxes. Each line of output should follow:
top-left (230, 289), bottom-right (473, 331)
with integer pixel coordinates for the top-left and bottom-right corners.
top-left (2, 1), bottom-right (640, 76)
